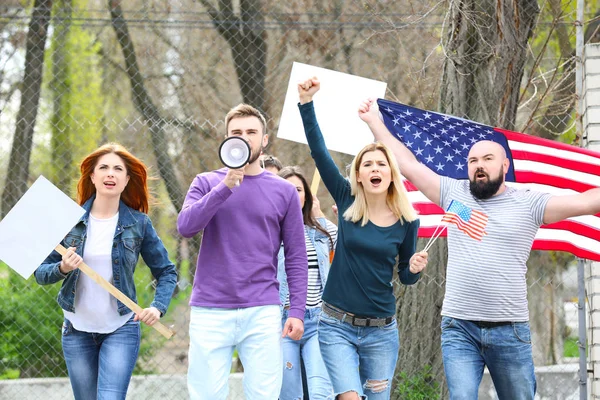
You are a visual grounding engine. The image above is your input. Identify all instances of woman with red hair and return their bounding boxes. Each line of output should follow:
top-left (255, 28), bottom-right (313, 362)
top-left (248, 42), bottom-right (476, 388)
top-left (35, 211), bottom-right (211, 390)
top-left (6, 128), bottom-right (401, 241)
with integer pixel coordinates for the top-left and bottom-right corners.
top-left (35, 143), bottom-right (177, 400)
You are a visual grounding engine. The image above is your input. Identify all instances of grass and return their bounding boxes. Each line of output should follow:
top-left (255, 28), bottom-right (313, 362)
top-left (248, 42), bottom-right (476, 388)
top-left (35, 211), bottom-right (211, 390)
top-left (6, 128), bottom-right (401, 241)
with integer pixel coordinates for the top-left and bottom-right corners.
top-left (564, 337), bottom-right (581, 358)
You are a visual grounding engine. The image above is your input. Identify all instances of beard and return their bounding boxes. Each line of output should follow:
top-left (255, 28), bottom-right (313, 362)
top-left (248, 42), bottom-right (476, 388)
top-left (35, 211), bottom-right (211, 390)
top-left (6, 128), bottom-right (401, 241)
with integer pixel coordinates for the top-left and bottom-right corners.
top-left (247, 146), bottom-right (263, 166)
top-left (469, 169), bottom-right (504, 200)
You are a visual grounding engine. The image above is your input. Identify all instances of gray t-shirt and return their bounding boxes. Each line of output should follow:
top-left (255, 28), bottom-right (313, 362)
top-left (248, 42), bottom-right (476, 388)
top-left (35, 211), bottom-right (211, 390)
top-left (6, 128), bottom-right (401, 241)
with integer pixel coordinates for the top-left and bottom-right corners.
top-left (440, 177), bottom-right (551, 322)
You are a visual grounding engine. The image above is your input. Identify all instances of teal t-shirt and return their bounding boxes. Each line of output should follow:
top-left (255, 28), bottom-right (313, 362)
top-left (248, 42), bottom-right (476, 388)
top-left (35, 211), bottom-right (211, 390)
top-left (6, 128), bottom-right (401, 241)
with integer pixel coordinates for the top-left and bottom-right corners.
top-left (299, 101), bottom-right (420, 317)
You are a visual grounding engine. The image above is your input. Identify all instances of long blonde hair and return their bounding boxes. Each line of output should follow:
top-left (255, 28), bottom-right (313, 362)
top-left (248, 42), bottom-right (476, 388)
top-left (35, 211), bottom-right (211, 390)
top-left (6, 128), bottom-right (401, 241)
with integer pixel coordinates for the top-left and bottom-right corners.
top-left (343, 142), bottom-right (418, 226)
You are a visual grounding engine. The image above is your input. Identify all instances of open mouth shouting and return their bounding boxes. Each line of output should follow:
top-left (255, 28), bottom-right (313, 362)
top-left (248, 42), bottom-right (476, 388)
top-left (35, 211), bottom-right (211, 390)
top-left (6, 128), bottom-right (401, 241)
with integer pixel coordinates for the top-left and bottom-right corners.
top-left (475, 170), bottom-right (488, 181)
top-left (370, 176), bottom-right (383, 187)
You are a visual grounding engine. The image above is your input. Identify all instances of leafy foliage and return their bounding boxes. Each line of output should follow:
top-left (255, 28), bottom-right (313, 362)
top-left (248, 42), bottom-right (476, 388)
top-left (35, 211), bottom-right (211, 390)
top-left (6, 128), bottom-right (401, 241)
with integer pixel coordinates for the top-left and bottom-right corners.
top-left (395, 365), bottom-right (441, 400)
top-left (0, 266), bottom-right (66, 378)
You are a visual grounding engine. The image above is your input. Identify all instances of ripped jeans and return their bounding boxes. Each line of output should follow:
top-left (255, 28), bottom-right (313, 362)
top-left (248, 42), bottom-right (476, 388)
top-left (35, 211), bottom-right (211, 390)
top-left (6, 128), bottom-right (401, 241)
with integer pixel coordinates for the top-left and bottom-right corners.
top-left (280, 307), bottom-right (333, 400)
top-left (318, 310), bottom-right (399, 399)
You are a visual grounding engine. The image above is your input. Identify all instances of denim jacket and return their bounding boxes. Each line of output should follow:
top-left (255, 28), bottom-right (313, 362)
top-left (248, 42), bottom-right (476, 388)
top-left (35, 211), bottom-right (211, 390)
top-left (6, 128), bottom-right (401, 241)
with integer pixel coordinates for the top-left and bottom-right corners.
top-left (277, 218), bottom-right (335, 306)
top-left (34, 195), bottom-right (177, 316)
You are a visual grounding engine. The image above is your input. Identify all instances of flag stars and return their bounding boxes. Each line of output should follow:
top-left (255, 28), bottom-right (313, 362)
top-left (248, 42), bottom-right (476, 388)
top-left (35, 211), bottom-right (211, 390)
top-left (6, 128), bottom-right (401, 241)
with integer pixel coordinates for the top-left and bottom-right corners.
top-left (377, 102), bottom-right (506, 182)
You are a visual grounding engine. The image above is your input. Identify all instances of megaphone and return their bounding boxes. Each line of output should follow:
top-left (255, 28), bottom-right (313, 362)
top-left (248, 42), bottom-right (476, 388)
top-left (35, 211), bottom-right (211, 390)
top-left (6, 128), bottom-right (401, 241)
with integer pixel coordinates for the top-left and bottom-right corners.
top-left (219, 137), bottom-right (251, 186)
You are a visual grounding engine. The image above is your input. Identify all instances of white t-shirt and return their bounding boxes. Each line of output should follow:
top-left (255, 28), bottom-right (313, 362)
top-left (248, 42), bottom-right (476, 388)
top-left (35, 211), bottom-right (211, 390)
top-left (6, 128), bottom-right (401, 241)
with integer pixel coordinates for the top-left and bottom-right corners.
top-left (63, 212), bottom-right (133, 333)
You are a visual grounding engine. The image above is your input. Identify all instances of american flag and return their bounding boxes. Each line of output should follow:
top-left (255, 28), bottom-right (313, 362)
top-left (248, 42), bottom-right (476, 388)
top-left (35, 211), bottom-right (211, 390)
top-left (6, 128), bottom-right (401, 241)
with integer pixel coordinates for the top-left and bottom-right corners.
top-left (441, 200), bottom-right (488, 241)
top-left (377, 98), bottom-right (600, 261)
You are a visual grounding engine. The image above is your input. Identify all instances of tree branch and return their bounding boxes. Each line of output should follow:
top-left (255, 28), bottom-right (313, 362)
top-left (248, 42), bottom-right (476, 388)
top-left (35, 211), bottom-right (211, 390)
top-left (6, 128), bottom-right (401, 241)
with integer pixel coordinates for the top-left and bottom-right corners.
top-left (108, 0), bottom-right (185, 211)
top-left (1, 0), bottom-right (52, 218)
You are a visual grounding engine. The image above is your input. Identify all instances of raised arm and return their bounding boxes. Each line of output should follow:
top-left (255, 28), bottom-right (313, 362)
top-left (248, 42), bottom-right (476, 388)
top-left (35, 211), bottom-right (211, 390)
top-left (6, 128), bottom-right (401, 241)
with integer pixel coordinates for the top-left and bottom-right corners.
top-left (298, 77), bottom-right (350, 203)
top-left (359, 98), bottom-right (442, 206)
top-left (543, 188), bottom-right (600, 225)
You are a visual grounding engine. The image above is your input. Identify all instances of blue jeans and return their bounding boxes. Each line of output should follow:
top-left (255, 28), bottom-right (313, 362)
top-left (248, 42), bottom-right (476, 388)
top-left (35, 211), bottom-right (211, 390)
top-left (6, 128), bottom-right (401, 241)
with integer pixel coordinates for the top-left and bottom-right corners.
top-left (281, 307), bottom-right (333, 400)
top-left (187, 305), bottom-right (282, 400)
top-left (441, 316), bottom-right (536, 400)
top-left (61, 316), bottom-right (141, 400)
top-left (318, 310), bottom-right (399, 399)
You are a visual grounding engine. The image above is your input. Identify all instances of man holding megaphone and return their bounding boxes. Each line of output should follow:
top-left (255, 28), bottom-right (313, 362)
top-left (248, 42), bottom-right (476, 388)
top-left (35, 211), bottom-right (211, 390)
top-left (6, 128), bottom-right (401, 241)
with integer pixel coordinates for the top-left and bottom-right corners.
top-left (178, 104), bottom-right (308, 400)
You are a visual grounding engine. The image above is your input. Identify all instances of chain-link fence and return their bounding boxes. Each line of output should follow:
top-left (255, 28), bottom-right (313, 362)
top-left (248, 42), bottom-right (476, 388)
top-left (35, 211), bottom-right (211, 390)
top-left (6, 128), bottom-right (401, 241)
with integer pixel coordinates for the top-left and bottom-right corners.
top-left (0, 0), bottom-right (593, 399)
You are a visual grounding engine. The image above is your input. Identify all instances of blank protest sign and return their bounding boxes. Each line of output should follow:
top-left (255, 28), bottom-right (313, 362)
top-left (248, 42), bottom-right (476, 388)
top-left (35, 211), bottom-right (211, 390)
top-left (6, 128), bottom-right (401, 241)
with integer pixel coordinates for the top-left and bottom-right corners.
top-left (278, 62), bottom-right (387, 156)
top-left (0, 176), bottom-right (85, 279)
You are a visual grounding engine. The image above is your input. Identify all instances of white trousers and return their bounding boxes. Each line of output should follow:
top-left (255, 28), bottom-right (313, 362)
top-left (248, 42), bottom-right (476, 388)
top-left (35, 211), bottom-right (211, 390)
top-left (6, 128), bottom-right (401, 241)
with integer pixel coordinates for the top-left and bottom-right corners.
top-left (187, 305), bottom-right (283, 400)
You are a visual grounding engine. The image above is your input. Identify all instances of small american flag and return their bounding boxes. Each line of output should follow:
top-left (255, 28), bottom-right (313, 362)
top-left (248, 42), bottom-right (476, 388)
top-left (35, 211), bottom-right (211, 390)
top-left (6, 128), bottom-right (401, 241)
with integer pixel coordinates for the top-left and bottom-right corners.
top-left (442, 200), bottom-right (488, 241)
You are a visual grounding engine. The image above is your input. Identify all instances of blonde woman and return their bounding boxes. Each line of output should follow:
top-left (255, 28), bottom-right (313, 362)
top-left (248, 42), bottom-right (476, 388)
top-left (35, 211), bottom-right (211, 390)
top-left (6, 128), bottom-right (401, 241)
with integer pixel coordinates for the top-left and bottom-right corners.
top-left (297, 77), bottom-right (428, 400)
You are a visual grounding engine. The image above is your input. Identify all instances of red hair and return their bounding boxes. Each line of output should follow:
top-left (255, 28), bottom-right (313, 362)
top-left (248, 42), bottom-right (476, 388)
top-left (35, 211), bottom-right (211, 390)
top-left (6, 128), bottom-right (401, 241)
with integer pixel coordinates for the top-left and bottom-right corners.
top-left (77, 143), bottom-right (150, 213)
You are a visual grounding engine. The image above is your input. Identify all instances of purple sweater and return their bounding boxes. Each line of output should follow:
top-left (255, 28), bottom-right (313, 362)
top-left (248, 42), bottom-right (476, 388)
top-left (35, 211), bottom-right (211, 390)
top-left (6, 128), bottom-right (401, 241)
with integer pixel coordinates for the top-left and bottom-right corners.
top-left (177, 168), bottom-right (308, 320)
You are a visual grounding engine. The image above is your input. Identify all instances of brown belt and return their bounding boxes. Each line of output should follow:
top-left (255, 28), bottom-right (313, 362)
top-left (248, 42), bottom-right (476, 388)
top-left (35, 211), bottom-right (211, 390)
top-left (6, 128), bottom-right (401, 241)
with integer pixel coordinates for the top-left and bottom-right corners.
top-left (322, 302), bottom-right (395, 328)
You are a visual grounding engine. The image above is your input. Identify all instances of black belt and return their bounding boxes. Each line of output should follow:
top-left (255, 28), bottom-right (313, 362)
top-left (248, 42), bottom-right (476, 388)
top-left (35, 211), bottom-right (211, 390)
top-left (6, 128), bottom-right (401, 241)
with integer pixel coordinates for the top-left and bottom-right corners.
top-left (322, 303), bottom-right (394, 328)
top-left (471, 320), bottom-right (513, 328)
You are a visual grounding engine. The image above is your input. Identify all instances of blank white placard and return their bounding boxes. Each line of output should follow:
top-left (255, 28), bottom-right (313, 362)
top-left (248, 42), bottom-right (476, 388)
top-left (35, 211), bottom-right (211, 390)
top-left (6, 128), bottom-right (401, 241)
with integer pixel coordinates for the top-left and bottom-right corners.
top-left (277, 62), bottom-right (387, 156)
top-left (0, 176), bottom-right (85, 279)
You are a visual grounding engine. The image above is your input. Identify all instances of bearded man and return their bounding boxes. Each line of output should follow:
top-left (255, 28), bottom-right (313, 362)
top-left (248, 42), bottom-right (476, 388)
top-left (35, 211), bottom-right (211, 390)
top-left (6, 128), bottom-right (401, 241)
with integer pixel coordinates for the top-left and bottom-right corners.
top-left (359, 99), bottom-right (600, 400)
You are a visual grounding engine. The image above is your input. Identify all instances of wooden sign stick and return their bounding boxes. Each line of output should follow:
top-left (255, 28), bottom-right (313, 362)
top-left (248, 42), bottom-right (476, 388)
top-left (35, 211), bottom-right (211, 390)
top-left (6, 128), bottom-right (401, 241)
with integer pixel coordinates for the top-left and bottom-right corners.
top-left (310, 169), bottom-right (321, 195)
top-left (55, 244), bottom-right (175, 339)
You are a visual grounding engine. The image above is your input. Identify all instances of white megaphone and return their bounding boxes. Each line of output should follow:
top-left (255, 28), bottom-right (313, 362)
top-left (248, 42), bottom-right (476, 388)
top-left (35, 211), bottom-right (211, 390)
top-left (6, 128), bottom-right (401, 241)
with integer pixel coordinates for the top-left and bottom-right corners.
top-left (219, 137), bottom-right (251, 186)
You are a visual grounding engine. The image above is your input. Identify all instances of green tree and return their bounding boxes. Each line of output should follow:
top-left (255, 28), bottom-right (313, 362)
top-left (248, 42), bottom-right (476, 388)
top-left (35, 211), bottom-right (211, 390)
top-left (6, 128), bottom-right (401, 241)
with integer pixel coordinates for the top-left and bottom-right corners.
top-left (48, 0), bottom-right (104, 195)
top-left (1, 0), bottom-right (52, 219)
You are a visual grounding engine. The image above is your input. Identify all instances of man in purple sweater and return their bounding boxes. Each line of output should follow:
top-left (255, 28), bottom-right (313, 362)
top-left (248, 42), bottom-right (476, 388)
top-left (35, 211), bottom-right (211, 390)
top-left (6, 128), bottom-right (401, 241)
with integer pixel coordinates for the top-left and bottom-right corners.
top-left (177, 104), bottom-right (308, 400)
